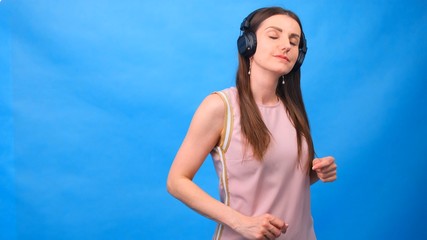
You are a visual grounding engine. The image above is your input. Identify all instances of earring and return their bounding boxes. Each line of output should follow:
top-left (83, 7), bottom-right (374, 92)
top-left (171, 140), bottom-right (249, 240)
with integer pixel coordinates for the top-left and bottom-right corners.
top-left (247, 57), bottom-right (253, 75)
top-left (281, 75), bottom-right (285, 85)
top-left (248, 60), bottom-right (252, 75)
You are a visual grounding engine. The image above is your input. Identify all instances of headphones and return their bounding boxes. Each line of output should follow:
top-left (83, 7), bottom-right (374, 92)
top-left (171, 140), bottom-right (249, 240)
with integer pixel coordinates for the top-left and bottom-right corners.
top-left (237, 8), bottom-right (308, 72)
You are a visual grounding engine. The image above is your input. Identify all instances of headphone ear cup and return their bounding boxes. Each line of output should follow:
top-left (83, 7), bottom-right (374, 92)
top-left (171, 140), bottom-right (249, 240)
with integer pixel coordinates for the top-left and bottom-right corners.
top-left (237, 31), bottom-right (257, 58)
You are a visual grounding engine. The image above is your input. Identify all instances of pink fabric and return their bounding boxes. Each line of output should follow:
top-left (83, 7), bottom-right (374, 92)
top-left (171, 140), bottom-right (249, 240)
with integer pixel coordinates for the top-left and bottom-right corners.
top-left (211, 87), bottom-right (315, 240)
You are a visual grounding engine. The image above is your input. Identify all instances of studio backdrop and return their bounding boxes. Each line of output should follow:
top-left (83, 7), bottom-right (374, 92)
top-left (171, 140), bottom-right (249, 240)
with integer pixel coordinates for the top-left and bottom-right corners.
top-left (1, 0), bottom-right (426, 239)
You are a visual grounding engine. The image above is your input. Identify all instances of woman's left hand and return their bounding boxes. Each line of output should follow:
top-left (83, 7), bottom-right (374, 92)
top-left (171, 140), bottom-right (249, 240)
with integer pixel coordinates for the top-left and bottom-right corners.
top-left (312, 156), bottom-right (337, 182)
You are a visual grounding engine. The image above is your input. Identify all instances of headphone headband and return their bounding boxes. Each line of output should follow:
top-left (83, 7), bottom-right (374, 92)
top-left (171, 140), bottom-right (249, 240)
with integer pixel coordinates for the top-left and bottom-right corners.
top-left (240, 8), bottom-right (262, 32)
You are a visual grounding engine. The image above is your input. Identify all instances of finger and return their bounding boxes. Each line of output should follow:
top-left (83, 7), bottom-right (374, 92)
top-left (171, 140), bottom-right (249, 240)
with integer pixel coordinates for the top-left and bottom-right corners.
top-left (311, 158), bottom-right (322, 170)
top-left (267, 225), bottom-right (281, 238)
top-left (281, 223), bottom-right (289, 233)
top-left (319, 172), bottom-right (336, 181)
top-left (312, 158), bottom-right (321, 166)
top-left (318, 168), bottom-right (336, 178)
top-left (263, 229), bottom-right (276, 240)
top-left (311, 158), bottom-right (324, 170)
top-left (319, 171), bottom-right (337, 182)
top-left (268, 216), bottom-right (285, 230)
top-left (312, 156), bottom-right (335, 170)
top-left (263, 215), bottom-right (284, 237)
top-left (322, 175), bottom-right (337, 182)
top-left (319, 163), bottom-right (337, 174)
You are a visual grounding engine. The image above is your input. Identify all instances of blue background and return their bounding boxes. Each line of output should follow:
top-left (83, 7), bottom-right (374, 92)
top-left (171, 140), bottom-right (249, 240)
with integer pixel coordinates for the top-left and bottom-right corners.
top-left (1, 0), bottom-right (427, 239)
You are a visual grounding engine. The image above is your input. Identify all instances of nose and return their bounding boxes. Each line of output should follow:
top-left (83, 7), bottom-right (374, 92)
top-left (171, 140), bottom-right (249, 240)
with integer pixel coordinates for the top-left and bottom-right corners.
top-left (281, 40), bottom-right (291, 53)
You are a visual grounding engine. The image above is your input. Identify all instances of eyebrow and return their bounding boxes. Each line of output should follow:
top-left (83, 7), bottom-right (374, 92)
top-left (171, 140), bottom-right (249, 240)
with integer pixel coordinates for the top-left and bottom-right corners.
top-left (265, 26), bottom-right (300, 39)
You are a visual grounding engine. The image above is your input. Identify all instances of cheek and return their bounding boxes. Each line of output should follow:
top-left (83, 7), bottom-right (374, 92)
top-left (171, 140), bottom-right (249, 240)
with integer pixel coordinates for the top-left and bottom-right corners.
top-left (254, 39), bottom-right (273, 56)
top-left (292, 48), bottom-right (300, 59)
top-left (253, 47), bottom-right (270, 62)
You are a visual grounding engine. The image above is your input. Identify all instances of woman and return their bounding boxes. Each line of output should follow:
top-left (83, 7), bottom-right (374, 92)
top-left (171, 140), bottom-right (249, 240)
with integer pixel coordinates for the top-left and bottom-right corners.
top-left (167, 7), bottom-right (337, 240)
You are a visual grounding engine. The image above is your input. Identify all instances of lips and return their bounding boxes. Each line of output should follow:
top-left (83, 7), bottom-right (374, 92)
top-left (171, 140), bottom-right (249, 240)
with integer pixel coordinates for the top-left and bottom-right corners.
top-left (274, 54), bottom-right (290, 62)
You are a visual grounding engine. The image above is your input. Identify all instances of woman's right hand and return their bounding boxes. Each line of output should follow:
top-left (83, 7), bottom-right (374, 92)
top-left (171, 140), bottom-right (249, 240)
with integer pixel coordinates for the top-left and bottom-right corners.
top-left (233, 213), bottom-right (288, 240)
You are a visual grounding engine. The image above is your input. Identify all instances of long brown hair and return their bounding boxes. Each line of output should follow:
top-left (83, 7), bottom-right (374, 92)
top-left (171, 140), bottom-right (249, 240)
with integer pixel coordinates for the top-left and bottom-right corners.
top-left (236, 7), bottom-right (315, 174)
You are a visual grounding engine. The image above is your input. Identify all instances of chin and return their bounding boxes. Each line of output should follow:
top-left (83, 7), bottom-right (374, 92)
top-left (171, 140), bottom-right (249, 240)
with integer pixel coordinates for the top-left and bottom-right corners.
top-left (279, 69), bottom-right (292, 76)
top-left (274, 66), bottom-right (293, 76)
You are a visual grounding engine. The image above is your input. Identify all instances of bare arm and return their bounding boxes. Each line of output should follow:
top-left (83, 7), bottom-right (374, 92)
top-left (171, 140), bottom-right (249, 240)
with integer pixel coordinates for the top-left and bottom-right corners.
top-left (167, 93), bottom-right (241, 227)
top-left (166, 93), bottom-right (288, 239)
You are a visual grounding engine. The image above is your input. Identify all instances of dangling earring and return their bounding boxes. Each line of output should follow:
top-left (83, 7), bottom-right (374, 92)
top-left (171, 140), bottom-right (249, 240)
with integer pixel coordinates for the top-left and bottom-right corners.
top-left (248, 59), bottom-right (252, 75)
top-left (281, 75), bottom-right (285, 85)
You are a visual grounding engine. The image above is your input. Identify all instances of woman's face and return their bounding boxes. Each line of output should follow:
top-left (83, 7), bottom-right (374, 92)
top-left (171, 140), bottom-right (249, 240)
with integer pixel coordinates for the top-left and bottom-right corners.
top-left (252, 14), bottom-right (302, 76)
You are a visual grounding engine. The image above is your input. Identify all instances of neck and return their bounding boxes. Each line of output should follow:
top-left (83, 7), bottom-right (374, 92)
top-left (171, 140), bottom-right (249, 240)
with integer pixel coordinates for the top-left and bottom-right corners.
top-left (250, 68), bottom-right (280, 106)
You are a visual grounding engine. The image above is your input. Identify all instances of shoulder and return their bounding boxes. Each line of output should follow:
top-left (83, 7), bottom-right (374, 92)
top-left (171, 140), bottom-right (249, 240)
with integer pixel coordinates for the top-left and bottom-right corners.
top-left (184, 92), bottom-right (226, 145)
top-left (197, 92), bottom-right (225, 121)
top-left (191, 87), bottom-right (236, 128)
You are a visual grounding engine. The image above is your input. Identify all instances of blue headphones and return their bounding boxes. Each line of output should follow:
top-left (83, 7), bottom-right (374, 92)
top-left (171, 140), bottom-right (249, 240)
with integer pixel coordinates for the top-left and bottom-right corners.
top-left (237, 9), bottom-right (308, 71)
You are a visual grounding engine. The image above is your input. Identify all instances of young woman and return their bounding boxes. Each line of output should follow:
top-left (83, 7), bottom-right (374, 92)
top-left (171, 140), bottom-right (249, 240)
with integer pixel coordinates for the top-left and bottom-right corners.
top-left (167, 7), bottom-right (337, 240)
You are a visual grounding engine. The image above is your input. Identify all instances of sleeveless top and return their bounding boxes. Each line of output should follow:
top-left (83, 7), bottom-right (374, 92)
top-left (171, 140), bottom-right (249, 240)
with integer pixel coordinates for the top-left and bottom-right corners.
top-left (210, 87), bottom-right (316, 240)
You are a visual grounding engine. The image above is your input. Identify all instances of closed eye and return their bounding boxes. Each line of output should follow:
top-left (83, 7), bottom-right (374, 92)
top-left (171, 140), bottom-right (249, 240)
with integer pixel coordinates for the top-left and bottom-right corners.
top-left (290, 34), bottom-right (300, 47)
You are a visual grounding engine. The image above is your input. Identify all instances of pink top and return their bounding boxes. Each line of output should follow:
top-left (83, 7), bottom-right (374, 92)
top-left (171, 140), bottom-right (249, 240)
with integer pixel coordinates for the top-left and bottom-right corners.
top-left (211, 87), bottom-right (315, 240)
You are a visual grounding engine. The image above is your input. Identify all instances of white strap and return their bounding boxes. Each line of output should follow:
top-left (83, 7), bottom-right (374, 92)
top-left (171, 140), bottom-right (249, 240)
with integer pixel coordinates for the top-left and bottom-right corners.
top-left (216, 91), bottom-right (233, 153)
